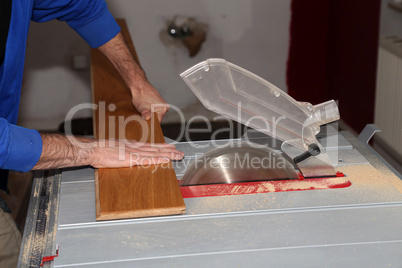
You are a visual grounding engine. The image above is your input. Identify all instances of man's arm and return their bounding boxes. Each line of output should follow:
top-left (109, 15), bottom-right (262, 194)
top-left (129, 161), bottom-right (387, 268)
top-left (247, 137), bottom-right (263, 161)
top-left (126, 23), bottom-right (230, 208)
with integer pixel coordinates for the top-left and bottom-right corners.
top-left (1, 120), bottom-right (183, 172)
top-left (32, 133), bottom-right (184, 170)
top-left (23, 1), bottom-right (178, 171)
top-left (97, 33), bottom-right (168, 122)
top-left (32, 33), bottom-right (179, 170)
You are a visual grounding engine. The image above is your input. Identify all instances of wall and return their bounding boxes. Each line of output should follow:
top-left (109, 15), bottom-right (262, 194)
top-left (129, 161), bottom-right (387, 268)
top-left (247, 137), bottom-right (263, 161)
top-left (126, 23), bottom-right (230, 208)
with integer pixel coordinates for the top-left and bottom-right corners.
top-left (19, 21), bottom-right (91, 130)
top-left (287, 0), bottom-right (381, 133)
top-left (375, 0), bottom-right (402, 166)
top-left (380, 0), bottom-right (402, 37)
top-left (19, 0), bottom-right (291, 129)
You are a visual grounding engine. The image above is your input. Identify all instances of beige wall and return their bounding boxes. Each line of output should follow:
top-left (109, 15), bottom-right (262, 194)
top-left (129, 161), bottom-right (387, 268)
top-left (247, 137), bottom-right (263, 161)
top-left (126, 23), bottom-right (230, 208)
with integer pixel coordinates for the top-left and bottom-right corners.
top-left (19, 0), bottom-right (291, 129)
top-left (380, 0), bottom-right (402, 37)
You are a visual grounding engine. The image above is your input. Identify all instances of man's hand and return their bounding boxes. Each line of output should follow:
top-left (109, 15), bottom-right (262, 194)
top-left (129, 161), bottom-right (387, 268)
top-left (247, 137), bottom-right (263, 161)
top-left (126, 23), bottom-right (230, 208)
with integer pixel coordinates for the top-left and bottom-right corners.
top-left (90, 139), bottom-right (183, 168)
top-left (32, 133), bottom-right (184, 170)
top-left (97, 33), bottom-right (168, 122)
top-left (130, 79), bottom-right (168, 122)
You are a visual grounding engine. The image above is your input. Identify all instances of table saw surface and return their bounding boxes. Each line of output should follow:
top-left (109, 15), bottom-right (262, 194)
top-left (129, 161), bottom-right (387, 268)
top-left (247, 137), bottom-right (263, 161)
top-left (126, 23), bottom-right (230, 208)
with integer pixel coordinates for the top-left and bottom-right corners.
top-left (19, 127), bottom-right (402, 267)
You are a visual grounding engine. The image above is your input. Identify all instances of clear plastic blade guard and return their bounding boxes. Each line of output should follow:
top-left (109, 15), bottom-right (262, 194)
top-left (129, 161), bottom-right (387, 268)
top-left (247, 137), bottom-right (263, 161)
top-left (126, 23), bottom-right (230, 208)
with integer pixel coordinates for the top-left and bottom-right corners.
top-left (180, 59), bottom-right (340, 176)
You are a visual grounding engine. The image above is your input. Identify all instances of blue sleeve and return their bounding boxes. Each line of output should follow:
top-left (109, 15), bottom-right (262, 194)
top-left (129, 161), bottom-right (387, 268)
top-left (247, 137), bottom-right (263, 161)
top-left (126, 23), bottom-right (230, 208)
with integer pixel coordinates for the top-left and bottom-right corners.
top-left (32, 0), bottom-right (121, 48)
top-left (0, 118), bottom-right (43, 172)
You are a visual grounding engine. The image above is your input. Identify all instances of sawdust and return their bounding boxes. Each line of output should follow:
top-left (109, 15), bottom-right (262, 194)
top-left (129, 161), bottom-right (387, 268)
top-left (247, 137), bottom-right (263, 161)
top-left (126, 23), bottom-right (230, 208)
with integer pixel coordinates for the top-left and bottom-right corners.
top-left (224, 179), bottom-right (335, 194)
top-left (228, 184), bottom-right (275, 195)
top-left (20, 182), bottom-right (41, 265)
top-left (20, 232), bottom-right (32, 265)
top-left (372, 162), bottom-right (402, 194)
top-left (341, 131), bottom-right (402, 194)
top-left (256, 183), bottom-right (276, 193)
top-left (336, 164), bottom-right (402, 199)
top-left (274, 179), bottom-right (330, 192)
top-left (186, 161), bottom-right (402, 218)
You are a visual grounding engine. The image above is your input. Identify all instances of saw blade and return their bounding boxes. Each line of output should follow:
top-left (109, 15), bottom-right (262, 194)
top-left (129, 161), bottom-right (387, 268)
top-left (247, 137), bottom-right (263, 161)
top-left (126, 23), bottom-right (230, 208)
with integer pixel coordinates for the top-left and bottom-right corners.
top-left (179, 142), bottom-right (300, 186)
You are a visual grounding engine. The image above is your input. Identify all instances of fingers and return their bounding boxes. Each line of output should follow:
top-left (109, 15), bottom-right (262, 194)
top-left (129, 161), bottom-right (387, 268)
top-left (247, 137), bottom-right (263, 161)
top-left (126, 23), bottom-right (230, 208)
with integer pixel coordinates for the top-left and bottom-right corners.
top-left (129, 152), bottom-right (184, 166)
top-left (128, 147), bottom-right (184, 160)
top-left (155, 151), bottom-right (184, 160)
top-left (123, 141), bottom-right (185, 162)
top-left (125, 140), bottom-right (176, 149)
top-left (157, 104), bottom-right (169, 122)
top-left (91, 147), bottom-right (184, 168)
top-left (141, 110), bottom-right (151, 121)
top-left (155, 104), bottom-right (169, 122)
top-left (129, 146), bottom-right (179, 154)
top-left (141, 108), bottom-right (168, 123)
top-left (127, 150), bottom-right (184, 167)
top-left (123, 141), bottom-right (184, 159)
top-left (130, 156), bottom-right (170, 166)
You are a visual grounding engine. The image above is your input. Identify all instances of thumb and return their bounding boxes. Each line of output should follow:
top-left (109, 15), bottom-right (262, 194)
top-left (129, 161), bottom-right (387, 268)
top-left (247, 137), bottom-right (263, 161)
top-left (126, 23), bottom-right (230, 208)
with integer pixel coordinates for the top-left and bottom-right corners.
top-left (141, 110), bottom-right (151, 120)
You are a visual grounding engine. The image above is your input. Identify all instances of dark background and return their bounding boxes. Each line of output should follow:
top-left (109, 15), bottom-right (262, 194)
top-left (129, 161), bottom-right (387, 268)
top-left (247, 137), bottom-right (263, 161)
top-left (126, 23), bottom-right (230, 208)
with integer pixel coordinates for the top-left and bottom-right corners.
top-left (287, 0), bottom-right (381, 133)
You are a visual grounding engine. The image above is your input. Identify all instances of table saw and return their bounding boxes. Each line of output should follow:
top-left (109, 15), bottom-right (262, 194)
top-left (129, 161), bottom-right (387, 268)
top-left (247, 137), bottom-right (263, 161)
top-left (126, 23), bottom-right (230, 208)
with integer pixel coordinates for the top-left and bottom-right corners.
top-left (18, 59), bottom-right (402, 267)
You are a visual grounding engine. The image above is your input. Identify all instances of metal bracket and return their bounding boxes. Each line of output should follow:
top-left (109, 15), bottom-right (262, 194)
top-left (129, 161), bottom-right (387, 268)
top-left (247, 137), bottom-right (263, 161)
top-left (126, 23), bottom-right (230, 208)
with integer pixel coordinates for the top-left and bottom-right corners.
top-left (358, 124), bottom-right (381, 144)
top-left (357, 124), bottom-right (402, 180)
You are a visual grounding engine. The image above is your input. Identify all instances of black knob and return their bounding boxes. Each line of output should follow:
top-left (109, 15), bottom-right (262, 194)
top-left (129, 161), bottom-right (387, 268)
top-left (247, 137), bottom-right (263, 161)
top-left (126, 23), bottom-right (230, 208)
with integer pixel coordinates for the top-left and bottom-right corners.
top-left (293, 143), bottom-right (321, 164)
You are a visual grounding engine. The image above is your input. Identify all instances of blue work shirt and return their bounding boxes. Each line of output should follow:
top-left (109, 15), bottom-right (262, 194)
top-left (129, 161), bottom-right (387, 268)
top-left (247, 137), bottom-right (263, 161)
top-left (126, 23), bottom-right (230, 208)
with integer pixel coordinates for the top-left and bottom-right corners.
top-left (0, 0), bottom-right (121, 172)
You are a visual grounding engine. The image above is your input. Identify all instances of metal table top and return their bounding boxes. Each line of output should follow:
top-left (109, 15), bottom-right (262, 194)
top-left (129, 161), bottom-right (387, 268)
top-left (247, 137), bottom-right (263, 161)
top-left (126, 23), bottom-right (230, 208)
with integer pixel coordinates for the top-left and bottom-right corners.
top-left (20, 128), bottom-right (402, 267)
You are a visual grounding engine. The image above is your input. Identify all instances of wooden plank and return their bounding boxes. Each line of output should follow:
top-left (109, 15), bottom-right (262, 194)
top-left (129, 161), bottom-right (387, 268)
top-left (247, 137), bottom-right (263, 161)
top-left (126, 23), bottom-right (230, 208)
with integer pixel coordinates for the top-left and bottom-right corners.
top-left (91, 19), bottom-right (185, 221)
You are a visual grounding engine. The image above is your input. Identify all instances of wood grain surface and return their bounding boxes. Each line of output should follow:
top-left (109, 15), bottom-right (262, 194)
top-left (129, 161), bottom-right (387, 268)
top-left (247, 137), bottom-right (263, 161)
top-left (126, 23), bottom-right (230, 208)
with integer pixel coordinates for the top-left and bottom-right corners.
top-left (91, 19), bottom-right (185, 221)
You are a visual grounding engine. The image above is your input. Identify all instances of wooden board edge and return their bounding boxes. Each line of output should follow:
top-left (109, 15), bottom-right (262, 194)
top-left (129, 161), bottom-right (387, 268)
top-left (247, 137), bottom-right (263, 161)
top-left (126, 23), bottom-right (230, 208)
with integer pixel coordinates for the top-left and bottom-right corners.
top-left (90, 49), bottom-right (98, 140)
top-left (96, 206), bottom-right (186, 221)
top-left (91, 49), bottom-right (101, 219)
top-left (94, 169), bottom-right (101, 219)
